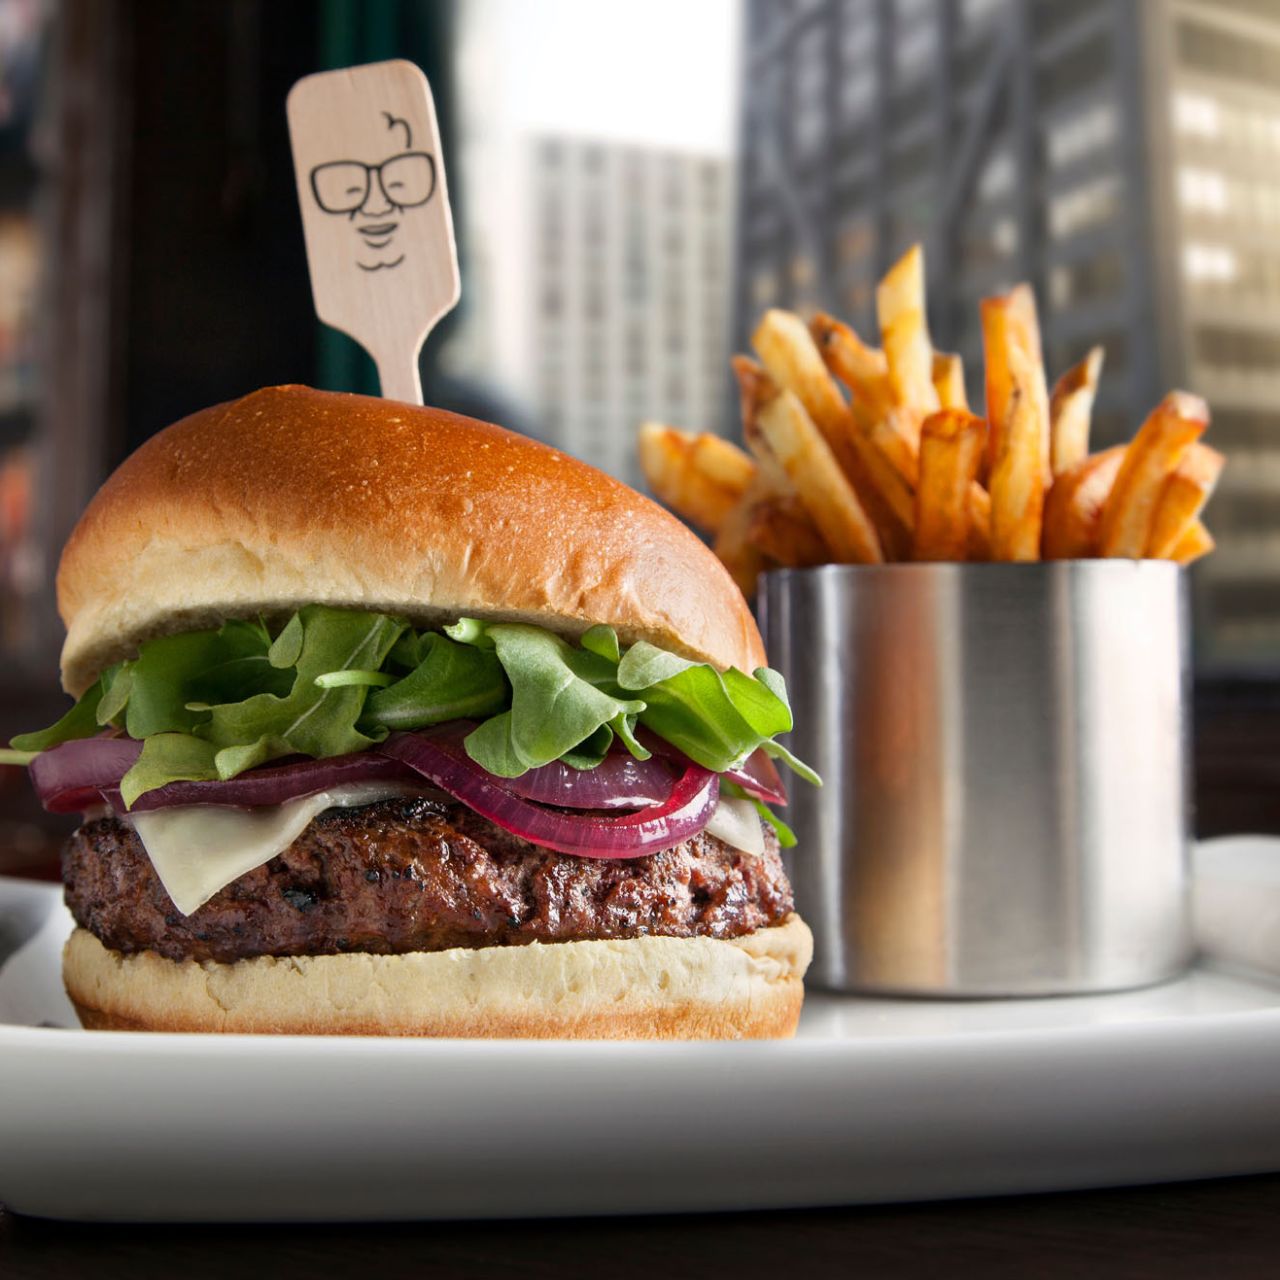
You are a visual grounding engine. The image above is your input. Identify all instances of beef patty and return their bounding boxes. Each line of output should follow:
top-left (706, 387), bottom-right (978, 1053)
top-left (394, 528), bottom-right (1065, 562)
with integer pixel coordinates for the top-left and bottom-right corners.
top-left (63, 796), bottom-right (794, 964)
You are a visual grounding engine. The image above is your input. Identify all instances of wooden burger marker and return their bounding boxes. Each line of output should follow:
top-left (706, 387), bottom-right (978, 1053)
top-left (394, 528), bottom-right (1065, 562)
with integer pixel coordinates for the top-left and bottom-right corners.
top-left (287, 60), bottom-right (460, 405)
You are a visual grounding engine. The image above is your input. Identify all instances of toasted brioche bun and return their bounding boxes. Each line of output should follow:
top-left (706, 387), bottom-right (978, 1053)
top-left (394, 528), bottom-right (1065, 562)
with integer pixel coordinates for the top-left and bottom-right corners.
top-left (56, 386), bottom-right (765, 695)
top-left (63, 916), bottom-right (813, 1039)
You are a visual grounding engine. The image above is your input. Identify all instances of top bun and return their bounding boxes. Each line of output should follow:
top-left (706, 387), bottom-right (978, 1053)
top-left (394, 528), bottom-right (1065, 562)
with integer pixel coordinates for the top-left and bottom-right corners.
top-left (57, 386), bottom-right (765, 695)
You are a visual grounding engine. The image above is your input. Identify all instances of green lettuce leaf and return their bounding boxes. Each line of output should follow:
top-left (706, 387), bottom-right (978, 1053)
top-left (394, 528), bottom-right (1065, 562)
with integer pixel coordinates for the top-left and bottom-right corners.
top-left (196, 605), bottom-right (406, 766)
top-left (448, 622), bottom-right (643, 777)
top-left (119, 733), bottom-right (220, 810)
top-left (615, 640), bottom-right (816, 779)
top-left (10, 681), bottom-right (105, 753)
top-left (11, 606), bottom-right (820, 805)
top-left (360, 632), bottom-right (506, 731)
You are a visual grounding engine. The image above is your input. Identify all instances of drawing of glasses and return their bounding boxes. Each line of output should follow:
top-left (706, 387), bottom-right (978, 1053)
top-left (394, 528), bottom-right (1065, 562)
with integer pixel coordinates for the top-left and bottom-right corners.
top-left (309, 151), bottom-right (437, 215)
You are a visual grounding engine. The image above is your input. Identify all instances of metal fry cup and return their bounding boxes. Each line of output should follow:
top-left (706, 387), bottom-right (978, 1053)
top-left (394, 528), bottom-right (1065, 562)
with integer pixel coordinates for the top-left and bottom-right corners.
top-left (760, 561), bottom-right (1192, 997)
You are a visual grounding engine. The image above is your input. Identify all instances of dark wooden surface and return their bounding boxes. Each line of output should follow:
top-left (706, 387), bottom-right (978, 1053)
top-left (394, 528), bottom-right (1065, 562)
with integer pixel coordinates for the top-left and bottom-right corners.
top-left (3, 1175), bottom-right (1280, 1278)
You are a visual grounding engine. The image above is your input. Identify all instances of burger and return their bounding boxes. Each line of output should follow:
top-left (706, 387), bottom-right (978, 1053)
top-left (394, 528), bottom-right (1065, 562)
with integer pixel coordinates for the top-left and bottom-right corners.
top-left (6, 386), bottom-right (815, 1038)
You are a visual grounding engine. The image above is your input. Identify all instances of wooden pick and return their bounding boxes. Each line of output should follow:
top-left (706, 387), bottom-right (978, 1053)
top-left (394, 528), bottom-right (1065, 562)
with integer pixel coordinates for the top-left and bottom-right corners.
top-left (287, 60), bottom-right (460, 405)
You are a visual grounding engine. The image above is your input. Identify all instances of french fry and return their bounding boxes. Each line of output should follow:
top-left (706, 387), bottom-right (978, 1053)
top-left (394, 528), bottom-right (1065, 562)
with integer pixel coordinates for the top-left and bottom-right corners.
top-left (931, 352), bottom-right (969, 411)
top-left (914, 410), bottom-right (986, 561)
top-left (755, 388), bottom-right (883, 564)
top-left (1099, 392), bottom-right (1208, 558)
top-left (1169, 519), bottom-right (1215, 566)
top-left (986, 341), bottom-right (1048, 561)
top-left (1049, 346), bottom-right (1104, 476)
top-left (967, 484), bottom-right (992, 559)
top-left (1042, 446), bottom-right (1126, 560)
top-left (752, 310), bottom-right (849, 439)
top-left (713, 483), bottom-right (768, 598)
top-left (809, 312), bottom-right (893, 427)
top-left (753, 310), bottom-right (909, 557)
top-left (982, 284), bottom-right (1049, 481)
top-left (1146, 443), bottom-right (1225, 559)
top-left (747, 493), bottom-right (830, 567)
top-left (638, 423), bottom-right (756, 535)
top-left (731, 356), bottom-right (791, 489)
top-left (876, 244), bottom-right (940, 416)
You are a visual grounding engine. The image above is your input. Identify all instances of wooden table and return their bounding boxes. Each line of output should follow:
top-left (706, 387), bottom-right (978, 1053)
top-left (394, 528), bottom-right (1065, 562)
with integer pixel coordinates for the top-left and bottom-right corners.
top-left (3, 1175), bottom-right (1280, 1276)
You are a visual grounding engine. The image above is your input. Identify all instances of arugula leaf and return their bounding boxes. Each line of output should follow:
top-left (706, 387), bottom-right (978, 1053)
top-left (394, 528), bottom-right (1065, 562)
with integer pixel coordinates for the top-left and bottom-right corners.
top-left (10, 681), bottom-right (105, 753)
top-left (122, 624), bottom-right (281, 738)
top-left (190, 620), bottom-right (292, 704)
top-left (450, 622), bottom-right (643, 777)
top-left (119, 733), bottom-right (220, 809)
top-left (361, 632), bottom-right (507, 731)
top-left (268, 614), bottom-right (304, 669)
top-left (198, 605), bottom-right (406, 762)
top-left (580, 624), bottom-right (621, 663)
top-left (11, 606), bottom-right (820, 803)
top-left (95, 664), bottom-right (132, 726)
top-left (616, 641), bottom-right (799, 775)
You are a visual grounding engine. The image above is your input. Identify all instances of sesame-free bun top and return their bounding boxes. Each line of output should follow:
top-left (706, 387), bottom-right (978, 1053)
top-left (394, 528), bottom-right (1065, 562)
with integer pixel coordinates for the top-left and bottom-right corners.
top-left (56, 386), bottom-right (765, 695)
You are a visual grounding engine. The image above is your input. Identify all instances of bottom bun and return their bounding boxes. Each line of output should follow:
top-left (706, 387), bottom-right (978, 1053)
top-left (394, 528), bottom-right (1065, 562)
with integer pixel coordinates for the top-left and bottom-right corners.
top-left (64, 915), bottom-right (813, 1039)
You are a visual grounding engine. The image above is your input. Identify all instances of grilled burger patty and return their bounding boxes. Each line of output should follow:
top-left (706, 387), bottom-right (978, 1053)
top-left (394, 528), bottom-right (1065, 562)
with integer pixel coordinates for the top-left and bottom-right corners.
top-left (63, 797), bottom-right (794, 964)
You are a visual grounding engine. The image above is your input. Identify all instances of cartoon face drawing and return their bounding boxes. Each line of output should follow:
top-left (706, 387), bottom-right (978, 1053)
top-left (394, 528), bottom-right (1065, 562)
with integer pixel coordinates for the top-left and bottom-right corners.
top-left (308, 112), bottom-right (438, 272)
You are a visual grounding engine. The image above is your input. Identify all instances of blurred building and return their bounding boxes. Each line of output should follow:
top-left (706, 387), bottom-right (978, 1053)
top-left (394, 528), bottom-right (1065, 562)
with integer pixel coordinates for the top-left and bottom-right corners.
top-left (528, 138), bottom-right (732, 487)
top-left (735, 0), bottom-right (1280, 668)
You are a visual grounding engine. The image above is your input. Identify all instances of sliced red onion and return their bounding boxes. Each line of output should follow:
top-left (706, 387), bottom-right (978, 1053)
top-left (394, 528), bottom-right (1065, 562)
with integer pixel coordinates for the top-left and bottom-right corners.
top-left (633, 729), bottom-right (787, 807)
top-left (30, 737), bottom-right (143, 814)
top-left (106, 752), bottom-right (423, 813)
top-left (722, 751), bottom-right (787, 808)
top-left (421, 722), bottom-right (678, 810)
top-left (380, 730), bottom-right (719, 858)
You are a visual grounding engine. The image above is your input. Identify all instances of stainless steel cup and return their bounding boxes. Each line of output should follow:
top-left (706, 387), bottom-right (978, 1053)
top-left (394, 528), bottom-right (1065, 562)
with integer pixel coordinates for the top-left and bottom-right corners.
top-left (760, 561), bottom-right (1192, 997)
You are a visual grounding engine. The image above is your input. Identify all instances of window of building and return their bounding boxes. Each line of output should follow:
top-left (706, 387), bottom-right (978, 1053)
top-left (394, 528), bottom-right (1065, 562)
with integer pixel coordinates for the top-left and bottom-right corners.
top-left (1048, 174), bottom-right (1121, 240)
top-left (1173, 91), bottom-right (1221, 138)
top-left (1194, 324), bottom-right (1280, 370)
top-left (1045, 101), bottom-right (1118, 169)
top-left (1179, 168), bottom-right (1229, 216)
top-left (1047, 250), bottom-right (1125, 310)
top-left (1178, 18), bottom-right (1280, 93)
top-left (1183, 242), bottom-right (1239, 288)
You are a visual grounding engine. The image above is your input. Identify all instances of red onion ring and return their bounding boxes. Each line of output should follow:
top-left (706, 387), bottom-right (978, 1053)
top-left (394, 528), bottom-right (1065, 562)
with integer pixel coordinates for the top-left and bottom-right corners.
top-left (30, 737), bottom-right (143, 814)
top-left (634, 729), bottom-right (787, 807)
top-left (422, 722), bottom-right (677, 810)
top-left (105, 753), bottom-right (424, 814)
top-left (380, 730), bottom-right (718, 858)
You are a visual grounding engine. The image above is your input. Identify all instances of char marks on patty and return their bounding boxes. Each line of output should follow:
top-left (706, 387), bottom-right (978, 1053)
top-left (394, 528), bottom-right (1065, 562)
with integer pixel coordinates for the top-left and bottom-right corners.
top-left (63, 797), bottom-right (794, 963)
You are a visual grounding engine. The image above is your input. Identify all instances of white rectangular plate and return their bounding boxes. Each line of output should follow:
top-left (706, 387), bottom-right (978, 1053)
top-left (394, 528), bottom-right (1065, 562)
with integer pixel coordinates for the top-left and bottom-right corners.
top-left (3, 838), bottom-right (1280, 1222)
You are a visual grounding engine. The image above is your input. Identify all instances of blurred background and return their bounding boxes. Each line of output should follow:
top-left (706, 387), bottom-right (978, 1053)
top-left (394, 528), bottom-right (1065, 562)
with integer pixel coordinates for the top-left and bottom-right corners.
top-left (0, 0), bottom-right (1276, 872)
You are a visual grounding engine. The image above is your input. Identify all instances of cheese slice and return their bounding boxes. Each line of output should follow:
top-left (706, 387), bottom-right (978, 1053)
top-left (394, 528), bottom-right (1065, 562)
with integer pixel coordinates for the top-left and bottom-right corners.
top-left (703, 793), bottom-right (766, 857)
top-left (128, 784), bottom-right (418, 917)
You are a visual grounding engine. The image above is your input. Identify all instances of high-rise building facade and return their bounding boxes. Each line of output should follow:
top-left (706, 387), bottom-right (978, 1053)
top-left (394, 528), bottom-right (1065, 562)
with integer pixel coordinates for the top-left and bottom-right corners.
top-left (528, 139), bottom-right (733, 489)
top-left (735, 0), bottom-right (1280, 667)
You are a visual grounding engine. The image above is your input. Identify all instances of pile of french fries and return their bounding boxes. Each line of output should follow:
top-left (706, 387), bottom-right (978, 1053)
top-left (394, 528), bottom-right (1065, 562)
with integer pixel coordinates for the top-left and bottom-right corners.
top-left (639, 244), bottom-right (1222, 597)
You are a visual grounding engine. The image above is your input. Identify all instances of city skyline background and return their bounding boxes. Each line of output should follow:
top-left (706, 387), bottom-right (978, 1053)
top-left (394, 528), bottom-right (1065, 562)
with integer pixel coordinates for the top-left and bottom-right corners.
top-left (0, 0), bottom-right (1276, 686)
top-left (443, 0), bottom-right (1280, 669)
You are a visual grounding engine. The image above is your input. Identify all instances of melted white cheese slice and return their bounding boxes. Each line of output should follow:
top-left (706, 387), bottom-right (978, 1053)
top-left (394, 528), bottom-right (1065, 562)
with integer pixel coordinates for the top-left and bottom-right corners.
top-left (128, 784), bottom-right (417, 917)
top-left (703, 794), bottom-right (766, 857)
top-left (128, 785), bottom-right (768, 920)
